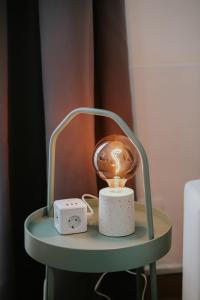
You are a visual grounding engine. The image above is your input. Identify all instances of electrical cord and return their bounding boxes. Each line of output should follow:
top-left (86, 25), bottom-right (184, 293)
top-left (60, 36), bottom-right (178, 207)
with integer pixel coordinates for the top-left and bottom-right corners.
top-left (126, 270), bottom-right (147, 300)
top-left (94, 270), bottom-right (147, 300)
top-left (81, 193), bottom-right (98, 216)
top-left (94, 272), bottom-right (111, 300)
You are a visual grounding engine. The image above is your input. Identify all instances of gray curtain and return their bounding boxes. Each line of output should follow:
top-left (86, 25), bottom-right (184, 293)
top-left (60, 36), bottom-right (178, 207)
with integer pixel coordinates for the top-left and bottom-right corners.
top-left (0, 0), bottom-right (134, 299)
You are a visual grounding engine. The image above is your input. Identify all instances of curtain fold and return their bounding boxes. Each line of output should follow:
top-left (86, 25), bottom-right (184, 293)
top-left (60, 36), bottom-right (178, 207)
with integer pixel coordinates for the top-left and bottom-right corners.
top-left (6, 1), bottom-right (47, 299)
top-left (39, 0), bottom-right (97, 200)
top-left (93, 0), bottom-right (133, 138)
top-left (0, 1), bottom-right (135, 299)
top-left (92, 0), bottom-right (135, 191)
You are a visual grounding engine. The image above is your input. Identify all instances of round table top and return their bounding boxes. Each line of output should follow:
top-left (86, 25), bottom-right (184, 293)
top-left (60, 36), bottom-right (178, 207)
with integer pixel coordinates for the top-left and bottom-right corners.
top-left (24, 202), bottom-right (172, 273)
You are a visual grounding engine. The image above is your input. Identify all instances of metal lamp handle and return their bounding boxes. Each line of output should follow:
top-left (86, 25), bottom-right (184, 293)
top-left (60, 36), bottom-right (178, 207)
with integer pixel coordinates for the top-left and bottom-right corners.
top-left (47, 107), bottom-right (154, 240)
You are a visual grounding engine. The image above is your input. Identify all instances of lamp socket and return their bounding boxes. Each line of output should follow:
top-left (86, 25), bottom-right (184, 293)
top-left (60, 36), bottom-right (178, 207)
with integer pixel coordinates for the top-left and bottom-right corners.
top-left (54, 198), bottom-right (87, 234)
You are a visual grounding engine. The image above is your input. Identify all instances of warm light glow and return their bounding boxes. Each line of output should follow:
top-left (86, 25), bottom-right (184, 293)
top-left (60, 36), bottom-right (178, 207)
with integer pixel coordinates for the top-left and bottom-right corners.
top-left (111, 148), bottom-right (122, 175)
top-left (93, 135), bottom-right (139, 189)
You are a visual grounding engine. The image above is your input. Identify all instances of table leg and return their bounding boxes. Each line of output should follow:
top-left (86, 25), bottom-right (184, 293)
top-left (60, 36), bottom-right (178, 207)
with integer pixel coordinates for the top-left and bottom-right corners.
top-left (43, 278), bottom-right (47, 300)
top-left (43, 266), bottom-right (55, 300)
top-left (136, 267), bottom-right (143, 300)
top-left (149, 262), bottom-right (158, 300)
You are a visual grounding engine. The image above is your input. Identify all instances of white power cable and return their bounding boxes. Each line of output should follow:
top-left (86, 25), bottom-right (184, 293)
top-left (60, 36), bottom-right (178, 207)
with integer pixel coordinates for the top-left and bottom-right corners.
top-left (81, 193), bottom-right (98, 216)
top-left (94, 270), bottom-right (147, 300)
top-left (94, 272), bottom-right (111, 300)
top-left (126, 270), bottom-right (147, 300)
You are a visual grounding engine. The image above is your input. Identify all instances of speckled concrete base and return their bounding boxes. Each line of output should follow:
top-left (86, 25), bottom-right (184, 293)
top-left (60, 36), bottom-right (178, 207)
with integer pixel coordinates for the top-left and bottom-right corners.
top-left (99, 187), bottom-right (135, 237)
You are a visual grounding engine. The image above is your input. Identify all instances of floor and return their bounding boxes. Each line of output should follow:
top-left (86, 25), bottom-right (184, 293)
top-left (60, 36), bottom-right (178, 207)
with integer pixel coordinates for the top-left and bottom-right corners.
top-left (51, 270), bottom-right (182, 299)
top-left (146, 273), bottom-right (182, 300)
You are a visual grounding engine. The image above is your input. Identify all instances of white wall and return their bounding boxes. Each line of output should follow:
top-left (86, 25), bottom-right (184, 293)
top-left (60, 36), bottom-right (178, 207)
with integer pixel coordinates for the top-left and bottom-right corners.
top-left (125, 0), bottom-right (200, 272)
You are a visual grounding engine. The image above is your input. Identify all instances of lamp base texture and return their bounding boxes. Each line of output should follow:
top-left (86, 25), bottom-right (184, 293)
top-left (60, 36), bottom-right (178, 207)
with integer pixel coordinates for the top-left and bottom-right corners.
top-left (99, 187), bottom-right (135, 237)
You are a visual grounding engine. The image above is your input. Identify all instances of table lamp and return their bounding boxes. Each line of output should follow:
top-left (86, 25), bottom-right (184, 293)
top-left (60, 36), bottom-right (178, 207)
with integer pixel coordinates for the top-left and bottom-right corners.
top-left (93, 134), bottom-right (140, 236)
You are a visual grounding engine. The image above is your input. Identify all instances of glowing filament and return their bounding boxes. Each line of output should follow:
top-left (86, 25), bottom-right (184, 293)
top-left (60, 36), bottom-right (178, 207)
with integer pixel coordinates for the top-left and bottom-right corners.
top-left (111, 148), bottom-right (122, 175)
top-left (93, 135), bottom-right (139, 190)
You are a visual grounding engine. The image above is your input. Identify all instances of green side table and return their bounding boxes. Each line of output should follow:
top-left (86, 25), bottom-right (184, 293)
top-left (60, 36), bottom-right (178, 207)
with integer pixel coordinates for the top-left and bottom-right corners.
top-left (24, 202), bottom-right (172, 300)
top-left (24, 107), bottom-right (172, 299)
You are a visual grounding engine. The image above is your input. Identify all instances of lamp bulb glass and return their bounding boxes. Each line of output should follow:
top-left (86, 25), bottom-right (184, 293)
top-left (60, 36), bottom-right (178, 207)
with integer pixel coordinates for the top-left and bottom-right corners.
top-left (93, 135), bottom-right (140, 189)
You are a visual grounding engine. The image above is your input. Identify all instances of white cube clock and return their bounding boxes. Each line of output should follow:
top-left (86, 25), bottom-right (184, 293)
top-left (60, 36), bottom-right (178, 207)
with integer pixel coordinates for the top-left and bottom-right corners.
top-left (54, 198), bottom-right (87, 234)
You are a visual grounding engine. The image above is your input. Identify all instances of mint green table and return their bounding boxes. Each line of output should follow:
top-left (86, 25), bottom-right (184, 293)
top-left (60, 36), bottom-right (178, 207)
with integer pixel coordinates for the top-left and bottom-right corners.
top-left (24, 202), bottom-right (172, 300)
top-left (24, 107), bottom-right (172, 299)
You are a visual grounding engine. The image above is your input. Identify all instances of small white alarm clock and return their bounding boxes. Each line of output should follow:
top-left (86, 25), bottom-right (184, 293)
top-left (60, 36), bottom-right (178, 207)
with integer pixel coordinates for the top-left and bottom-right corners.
top-left (54, 198), bottom-right (87, 234)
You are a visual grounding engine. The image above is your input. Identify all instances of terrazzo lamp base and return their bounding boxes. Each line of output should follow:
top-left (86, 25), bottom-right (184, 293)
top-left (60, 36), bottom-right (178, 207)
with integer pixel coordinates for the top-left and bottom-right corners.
top-left (99, 187), bottom-right (135, 237)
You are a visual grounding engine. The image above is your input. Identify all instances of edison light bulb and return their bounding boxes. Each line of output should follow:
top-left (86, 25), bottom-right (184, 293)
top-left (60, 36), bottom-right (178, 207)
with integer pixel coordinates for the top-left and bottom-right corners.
top-left (93, 135), bottom-right (139, 189)
top-left (93, 134), bottom-right (139, 237)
